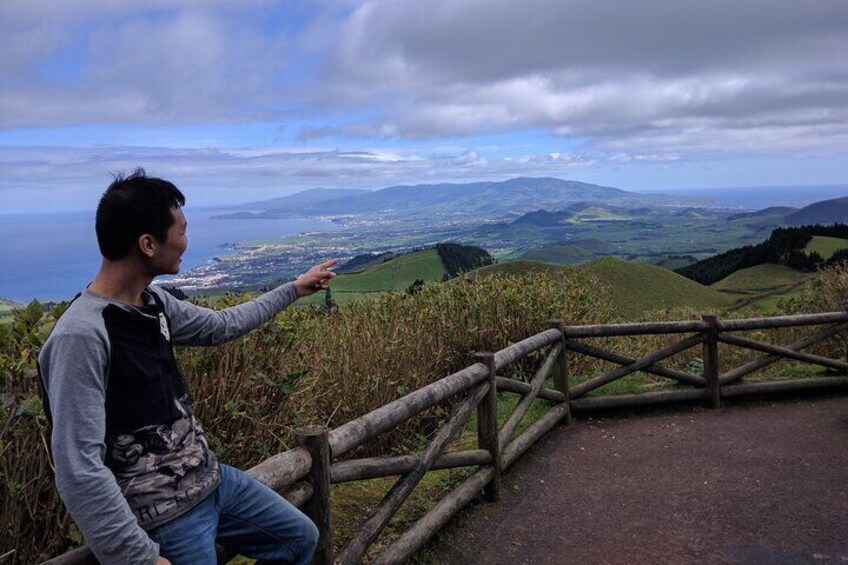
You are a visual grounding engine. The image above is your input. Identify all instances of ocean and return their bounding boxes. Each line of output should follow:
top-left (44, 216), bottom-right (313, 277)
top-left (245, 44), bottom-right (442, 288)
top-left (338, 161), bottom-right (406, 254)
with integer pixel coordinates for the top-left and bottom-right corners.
top-left (0, 209), bottom-right (337, 303)
top-left (660, 185), bottom-right (848, 209)
top-left (2, 184), bottom-right (846, 304)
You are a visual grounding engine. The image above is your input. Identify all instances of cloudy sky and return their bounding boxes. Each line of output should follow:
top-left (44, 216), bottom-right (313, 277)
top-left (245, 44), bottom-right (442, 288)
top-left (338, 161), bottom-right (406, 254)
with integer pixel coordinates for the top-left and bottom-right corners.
top-left (1, 0), bottom-right (847, 212)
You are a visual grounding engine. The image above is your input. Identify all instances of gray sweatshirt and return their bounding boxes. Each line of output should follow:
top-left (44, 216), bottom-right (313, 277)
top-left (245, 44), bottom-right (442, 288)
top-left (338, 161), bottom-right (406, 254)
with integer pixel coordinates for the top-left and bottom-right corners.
top-left (38, 283), bottom-right (298, 564)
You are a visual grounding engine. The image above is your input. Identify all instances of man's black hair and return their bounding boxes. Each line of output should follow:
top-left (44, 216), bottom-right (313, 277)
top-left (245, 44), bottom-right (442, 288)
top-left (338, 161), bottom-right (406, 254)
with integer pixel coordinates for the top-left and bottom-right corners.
top-left (96, 168), bottom-right (186, 260)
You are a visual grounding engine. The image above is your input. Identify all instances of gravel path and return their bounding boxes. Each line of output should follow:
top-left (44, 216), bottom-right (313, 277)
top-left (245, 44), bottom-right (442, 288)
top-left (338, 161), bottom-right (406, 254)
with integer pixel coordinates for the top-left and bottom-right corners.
top-left (426, 395), bottom-right (848, 565)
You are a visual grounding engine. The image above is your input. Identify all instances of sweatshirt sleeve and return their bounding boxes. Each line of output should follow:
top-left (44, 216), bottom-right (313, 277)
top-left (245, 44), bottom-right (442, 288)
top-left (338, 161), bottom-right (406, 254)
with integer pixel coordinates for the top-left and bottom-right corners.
top-left (42, 330), bottom-right (159, 565)
top-left (153, 282), bottom-right (299, 346)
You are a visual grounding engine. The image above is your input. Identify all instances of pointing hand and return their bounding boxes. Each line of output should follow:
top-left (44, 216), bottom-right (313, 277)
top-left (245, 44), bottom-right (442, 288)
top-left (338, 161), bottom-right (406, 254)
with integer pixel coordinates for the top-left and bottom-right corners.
top-left (294, 259), bottom-right (339, 297)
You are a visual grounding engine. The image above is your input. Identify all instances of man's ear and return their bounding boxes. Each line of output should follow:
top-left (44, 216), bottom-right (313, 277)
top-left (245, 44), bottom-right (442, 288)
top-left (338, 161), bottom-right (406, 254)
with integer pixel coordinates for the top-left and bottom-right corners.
top-left (138, 234), bottom-right (157, 258)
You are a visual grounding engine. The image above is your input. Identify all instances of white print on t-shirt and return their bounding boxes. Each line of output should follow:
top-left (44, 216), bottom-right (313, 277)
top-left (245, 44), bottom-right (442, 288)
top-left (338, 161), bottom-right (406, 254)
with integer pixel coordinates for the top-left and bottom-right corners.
top-left (158, 313), bottom-right (171, 342)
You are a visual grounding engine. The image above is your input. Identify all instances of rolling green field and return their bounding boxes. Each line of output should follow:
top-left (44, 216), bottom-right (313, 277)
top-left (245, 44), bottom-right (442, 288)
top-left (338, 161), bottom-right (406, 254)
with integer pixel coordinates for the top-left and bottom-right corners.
top-left (469, 259), bottom-right (570, 279)
top-left (576, 257), bottom-right (736, 318)
top-left (0, 302), bottom-right (20, 325)
top-left (474, 257), bottom-right (736, 319)
top-left (804, 236), bottom-right (848, 260)
top-left (743, 285), bottom-right (806, 314)
top-left (712, 263), bottom-right (809, 292)
top-left (299, 249), bottom-right (447, 305)
top-left (506, 245), bottom-right (594, 264)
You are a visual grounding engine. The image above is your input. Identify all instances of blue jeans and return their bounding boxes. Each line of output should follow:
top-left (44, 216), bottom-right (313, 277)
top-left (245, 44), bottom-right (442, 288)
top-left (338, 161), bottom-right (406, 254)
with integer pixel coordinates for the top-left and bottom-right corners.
top-left (149, 464), bottom-right (319, 565)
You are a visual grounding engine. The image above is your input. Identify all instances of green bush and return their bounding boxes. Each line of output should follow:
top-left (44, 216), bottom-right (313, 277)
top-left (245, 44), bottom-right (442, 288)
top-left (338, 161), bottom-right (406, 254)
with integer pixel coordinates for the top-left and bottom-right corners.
top-left (1, 269), bottom-right (609, 562)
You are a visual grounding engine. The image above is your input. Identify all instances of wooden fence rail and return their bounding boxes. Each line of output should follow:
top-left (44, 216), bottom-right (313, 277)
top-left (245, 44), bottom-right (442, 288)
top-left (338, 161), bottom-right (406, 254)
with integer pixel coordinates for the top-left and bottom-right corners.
top-left (43, 311), bottom-right (848, 565)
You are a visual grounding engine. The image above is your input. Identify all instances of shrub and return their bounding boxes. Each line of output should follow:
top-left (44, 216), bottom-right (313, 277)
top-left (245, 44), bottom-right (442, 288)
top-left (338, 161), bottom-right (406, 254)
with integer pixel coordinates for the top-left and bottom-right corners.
top-left (1, 269), bottom-right (609, 562)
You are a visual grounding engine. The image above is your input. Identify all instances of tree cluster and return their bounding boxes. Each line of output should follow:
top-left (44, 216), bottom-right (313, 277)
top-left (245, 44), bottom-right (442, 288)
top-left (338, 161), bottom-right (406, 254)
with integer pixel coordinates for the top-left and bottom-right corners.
top-left (436, 243), bottom-right (494, 279)
top-left (676, 224), bottom-right (848, 285)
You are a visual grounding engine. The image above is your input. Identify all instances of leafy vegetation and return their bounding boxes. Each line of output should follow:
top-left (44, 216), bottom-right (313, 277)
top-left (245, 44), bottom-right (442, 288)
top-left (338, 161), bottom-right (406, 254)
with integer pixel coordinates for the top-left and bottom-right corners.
top-left (711, 263), bottom-right (809, 292)
top-left (1, 270), bottom-right (609, 562)
top-left (676, 224), bottom-right (848, 284)
top-left (803, 235), bottom-right (848, 260)
top-left (435, 243), bottom-right (494, 278)
top-left (578, 258), bottom-right (736, 318)
top-left (5, 240), bottom-right (848, 562)
top-left (299, 249), bottom-right (447, 306)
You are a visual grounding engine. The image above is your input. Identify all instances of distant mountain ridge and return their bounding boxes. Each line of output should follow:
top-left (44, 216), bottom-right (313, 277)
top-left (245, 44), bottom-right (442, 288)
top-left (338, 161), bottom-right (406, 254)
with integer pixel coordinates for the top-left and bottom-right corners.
top-left (785, 197), bottom-right (848, 225)
top-left (218, 177), bottom-right (707, 219)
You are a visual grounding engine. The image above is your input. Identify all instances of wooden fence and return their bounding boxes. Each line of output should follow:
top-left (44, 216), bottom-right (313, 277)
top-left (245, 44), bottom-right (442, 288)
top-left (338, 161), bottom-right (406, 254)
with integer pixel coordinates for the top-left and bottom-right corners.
top-left (44, 311), bottom-right (848, 564)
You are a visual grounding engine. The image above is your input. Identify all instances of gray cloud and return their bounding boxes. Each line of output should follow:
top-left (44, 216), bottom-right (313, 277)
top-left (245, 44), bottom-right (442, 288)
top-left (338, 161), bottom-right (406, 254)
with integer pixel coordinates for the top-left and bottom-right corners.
top-left (1, 0), bottom-right (847, 161)
top-left (0, 1), bottom-right (290, 127)
top-left (302, 0), bottom-right (848, 155)
top-left (2, 144), bottom-right (677, 212)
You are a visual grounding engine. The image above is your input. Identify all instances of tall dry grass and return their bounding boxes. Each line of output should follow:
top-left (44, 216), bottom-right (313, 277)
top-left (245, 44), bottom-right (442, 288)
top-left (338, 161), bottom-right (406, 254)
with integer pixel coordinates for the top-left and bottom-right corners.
top-left (1, 269), bottom-right (609, 563)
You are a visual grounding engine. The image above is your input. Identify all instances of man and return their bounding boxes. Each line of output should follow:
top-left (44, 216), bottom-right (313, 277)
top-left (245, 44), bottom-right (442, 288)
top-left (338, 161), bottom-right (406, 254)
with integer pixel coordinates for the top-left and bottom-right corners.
top-left (38, 169), bottom-right (335, 564)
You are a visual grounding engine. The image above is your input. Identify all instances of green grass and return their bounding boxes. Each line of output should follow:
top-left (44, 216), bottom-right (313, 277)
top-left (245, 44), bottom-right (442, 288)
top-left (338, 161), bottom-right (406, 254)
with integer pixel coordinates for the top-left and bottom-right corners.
top-left (468, 260), bottom-right (570, 279)
top-left (0, 303), bottom-right (18, 325)
top-left (804, 236), bottom-right (848, 260)
top-left (577, 257), bottom-right (736, 318)
top-left (300, 249), bottom-right (447, 306)
top-left (743, 284), bottom-right (806, 314)
top-left (653, 256), bottom-right (697, 271)
top-left (712, 263), bottom-right (809, 292)
top-left (469, 257), bottom-right (737, 318)
top-left (510, 245), bottom-right (594, 264)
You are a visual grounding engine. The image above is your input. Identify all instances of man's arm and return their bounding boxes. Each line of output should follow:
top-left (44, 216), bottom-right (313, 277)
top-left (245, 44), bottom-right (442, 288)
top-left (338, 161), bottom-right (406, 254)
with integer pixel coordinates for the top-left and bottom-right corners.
top-left (43, 331), bottom-right (160, 565)
top-left (159, 259), bottom-right (337, 346)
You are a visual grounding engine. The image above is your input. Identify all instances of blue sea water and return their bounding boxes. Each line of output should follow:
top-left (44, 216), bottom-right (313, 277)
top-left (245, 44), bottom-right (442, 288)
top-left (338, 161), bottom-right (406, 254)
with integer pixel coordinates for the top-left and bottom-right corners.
top-left (0, 209), bottom-right (336, 303)
top-left (662, 185), bottom-right (848, 209)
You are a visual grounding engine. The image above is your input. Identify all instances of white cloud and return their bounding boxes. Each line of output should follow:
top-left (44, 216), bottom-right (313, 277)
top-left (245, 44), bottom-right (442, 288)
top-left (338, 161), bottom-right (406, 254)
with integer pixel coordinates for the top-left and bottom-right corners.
top-left (0, 144), bottom-right (642, 211)
top-left (299, 0), bottom-right (848, 156)
top-left (1, 0), bottom-right (847, 165)
top-left (0, 2), bottom-right (290, 127)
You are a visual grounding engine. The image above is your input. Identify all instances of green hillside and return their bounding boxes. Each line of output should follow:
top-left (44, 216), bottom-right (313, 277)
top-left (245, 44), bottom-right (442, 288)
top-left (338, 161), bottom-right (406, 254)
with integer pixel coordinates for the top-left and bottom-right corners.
top-left (0, 299), bottom-right (22, 326)
top-left (473, 257), bottom-right (735, 318)
top-left (804, 236), bottom-right (848, 260)
top-left (301, 249), bottom-right (447, 305)
top-left (712, 263), bottom-right (808, 292)
top-left (512, 245), bottom-right (594, 264)
top-left (577, 257), bottom-right (736, 318)
top-left (467, 260), bottom-right (569, 279)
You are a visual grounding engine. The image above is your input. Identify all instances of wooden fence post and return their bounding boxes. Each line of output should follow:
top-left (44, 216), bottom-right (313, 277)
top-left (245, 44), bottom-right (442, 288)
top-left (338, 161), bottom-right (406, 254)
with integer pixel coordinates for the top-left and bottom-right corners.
top-left (702, 314), bottom-right (720, 409)
top-left (474, 352), bottom-right (500, 502)
top-left (549, 319), bottom-right (572, 426)
top-left (297, 426), bottom-right (333, 565)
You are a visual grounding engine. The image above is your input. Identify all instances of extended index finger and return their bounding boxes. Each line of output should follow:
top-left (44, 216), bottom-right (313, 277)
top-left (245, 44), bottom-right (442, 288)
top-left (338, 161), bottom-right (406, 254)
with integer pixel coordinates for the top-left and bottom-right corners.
top-left (319, 258), bottom-right (340, 270)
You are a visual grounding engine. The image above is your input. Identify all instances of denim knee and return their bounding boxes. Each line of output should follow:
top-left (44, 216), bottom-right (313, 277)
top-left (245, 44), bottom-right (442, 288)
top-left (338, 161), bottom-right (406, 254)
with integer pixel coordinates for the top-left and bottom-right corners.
top-left (299, 517), bottom-right (320, 559)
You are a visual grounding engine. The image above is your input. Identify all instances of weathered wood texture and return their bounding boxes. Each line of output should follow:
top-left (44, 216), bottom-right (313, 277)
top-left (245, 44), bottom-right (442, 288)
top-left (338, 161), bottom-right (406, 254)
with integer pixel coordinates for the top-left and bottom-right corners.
top-left (247, 446), bottom-right (312, 493)
top-left (718, 333), bottom-right (848, 372)
top-left (328, 364), bottom-right (487, 458)
top-left (549, 320), bottom-right (572, 425)
top-left (475, 353), bottom-right (501, 502)
top-left (496, 377), bottom-right (567, 402)
top-left (501, 402), bottom-right (570, 469)
top-left (718, 311), bottom-right (848, 331)
top-left (702, 315), bottom-right (721, 409)
top-left (330, 450), bottom-right (491, 484)
top-left (493, 329), bottom-right (561, 369)
top-left (565, 339), bottom-right (705, 387)
top-left (721, 376), bottom-right (848, 397)
top-left (373, 466), bottom-right (495, 565)
top-left (565, 320), bottom-right (708, 338)
top-left (498, 344), bottom-right (561, 449)
top-left (298, 427), bottom-right (333, 565)
top-left (335, 383), bottom-right (488, 565)
top-left (570, 333), bottom-right (707, 399)
top-left (719, 322), bottom-right (848, 385)
top-left (41, 548), bottom-right (97, 565)
top-left (571, 389), bottom-right (711, 412)
top-left (45, 311), bottom-right (848, 565)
